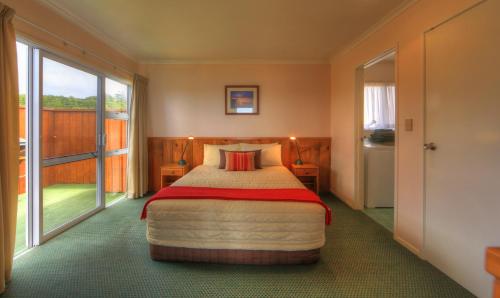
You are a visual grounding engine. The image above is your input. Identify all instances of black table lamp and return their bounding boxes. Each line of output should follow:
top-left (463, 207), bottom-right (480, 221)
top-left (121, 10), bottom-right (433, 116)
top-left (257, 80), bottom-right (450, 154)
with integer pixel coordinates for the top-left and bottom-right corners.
top-left (290, 137), bottom-right (303, 165)
top-left (178, 136), bottom-right (194, 166)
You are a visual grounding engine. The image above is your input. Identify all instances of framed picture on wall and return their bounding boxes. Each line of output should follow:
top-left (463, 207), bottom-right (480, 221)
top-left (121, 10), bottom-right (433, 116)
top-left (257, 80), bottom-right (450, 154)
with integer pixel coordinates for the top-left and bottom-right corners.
top-left (225, 85), bottom-right (259, 115)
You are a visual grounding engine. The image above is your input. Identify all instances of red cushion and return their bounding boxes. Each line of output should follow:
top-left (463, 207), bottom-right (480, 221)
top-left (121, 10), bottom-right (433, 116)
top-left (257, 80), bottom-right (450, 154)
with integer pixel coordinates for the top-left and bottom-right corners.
top-left (219, 149), bottom-right (262, 169)
top-left (225, 151), bottom-right (256, 171)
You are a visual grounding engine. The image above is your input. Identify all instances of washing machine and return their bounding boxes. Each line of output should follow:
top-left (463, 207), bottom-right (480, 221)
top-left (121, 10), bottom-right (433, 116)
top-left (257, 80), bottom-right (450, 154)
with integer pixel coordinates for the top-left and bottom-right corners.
top-left (364, 141), bottom-right (394, 208)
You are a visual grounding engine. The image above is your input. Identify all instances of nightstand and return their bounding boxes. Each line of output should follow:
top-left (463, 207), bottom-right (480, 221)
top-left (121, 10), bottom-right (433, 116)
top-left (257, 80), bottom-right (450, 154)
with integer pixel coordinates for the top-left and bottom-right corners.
top-left (291, 163), bottom-right (319, 194)
top-left (160, 163), bottom-right (189, 188)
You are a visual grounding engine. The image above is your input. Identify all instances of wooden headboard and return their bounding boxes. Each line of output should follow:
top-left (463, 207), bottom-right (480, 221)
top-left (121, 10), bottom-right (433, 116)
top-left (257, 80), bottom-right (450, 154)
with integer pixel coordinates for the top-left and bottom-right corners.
top-left (148, 137), bottom-right (331, 192)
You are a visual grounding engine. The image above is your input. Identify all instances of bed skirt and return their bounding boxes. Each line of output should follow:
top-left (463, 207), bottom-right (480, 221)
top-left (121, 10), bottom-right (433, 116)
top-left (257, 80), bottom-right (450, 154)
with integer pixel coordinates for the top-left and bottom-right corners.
top-left (149, 244), bottom-right (320, 265)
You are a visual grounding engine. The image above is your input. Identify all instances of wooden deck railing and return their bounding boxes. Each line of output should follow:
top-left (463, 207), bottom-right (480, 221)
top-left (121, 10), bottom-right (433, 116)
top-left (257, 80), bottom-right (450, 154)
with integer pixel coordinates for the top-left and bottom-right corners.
top-left (486, 247), bottom-right (500, 298)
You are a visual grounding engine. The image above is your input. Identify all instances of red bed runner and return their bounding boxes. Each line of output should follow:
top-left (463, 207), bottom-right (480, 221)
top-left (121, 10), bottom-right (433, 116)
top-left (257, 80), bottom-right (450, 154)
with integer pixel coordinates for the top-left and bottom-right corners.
top-left (141, 186), bottom-right (332, 225)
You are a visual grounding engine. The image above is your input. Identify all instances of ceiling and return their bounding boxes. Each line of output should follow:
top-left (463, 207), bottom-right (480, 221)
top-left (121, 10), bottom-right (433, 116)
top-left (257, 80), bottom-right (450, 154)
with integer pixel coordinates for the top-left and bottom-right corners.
top-left (41, 0), bottom-right (410, 63)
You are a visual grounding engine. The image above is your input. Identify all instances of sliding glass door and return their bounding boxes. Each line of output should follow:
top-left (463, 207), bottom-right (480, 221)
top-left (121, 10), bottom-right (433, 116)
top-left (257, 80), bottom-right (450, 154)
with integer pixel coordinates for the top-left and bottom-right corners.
top-left (34, 51), bottom-right (104, 240)
top-left (14, 40), bottom-right (130, 252)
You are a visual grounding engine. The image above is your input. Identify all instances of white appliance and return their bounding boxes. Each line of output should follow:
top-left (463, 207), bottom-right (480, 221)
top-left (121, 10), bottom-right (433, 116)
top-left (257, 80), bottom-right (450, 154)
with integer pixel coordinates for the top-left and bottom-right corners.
top-left (364, 141), bottom-right (394, 208)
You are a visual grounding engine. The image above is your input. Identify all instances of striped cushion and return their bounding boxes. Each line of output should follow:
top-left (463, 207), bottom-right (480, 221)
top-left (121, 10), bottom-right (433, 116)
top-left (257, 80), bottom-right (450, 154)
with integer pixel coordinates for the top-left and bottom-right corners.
top-left (225, 151), bottom-right (256, 171)
top-left (219, 149), bottom-right (262, 169)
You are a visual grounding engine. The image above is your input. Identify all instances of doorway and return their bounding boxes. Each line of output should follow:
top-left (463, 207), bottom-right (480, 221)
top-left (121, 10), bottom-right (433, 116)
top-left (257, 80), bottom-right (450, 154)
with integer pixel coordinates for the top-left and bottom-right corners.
top-left (355, 50), bottom-right (397, 233)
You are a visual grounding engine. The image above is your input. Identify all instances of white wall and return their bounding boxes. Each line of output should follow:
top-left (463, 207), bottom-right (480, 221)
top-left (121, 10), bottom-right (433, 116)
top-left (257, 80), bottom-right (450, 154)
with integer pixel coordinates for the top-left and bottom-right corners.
top-left (145, 63), bottom-right (331, 137)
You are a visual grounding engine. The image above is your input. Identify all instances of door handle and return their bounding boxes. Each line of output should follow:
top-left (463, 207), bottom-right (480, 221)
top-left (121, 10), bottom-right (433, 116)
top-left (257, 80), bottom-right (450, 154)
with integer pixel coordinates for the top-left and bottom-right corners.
top-left (424, 142), bottom-right (437, 151)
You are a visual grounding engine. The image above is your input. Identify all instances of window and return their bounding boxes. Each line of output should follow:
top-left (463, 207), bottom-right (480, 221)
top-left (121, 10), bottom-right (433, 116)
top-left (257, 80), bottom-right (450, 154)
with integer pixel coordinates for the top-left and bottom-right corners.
top-left (364, 83), bottom-right (396, 130)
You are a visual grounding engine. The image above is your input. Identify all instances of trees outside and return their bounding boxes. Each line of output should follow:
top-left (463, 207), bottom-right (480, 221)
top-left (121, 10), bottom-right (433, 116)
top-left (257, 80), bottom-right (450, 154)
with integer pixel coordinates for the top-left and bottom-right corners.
top-left (18, 93), bottom-right (127, 111)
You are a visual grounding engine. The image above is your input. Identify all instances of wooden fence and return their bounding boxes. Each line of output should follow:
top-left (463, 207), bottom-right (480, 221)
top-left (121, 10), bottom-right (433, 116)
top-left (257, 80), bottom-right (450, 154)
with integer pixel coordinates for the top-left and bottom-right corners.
top-left (18, 107), bottom-right (127, 194)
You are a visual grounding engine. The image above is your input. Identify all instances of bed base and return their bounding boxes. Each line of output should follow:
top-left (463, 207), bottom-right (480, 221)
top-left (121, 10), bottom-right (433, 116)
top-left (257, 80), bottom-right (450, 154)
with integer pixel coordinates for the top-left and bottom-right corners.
top-left (149, 244), bottom-right (320, 265)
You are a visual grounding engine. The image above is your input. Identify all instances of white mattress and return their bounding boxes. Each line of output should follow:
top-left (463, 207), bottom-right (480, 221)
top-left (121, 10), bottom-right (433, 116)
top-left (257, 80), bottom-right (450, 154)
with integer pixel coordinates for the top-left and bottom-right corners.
top-left (146, 165), bottom-right (326, 251)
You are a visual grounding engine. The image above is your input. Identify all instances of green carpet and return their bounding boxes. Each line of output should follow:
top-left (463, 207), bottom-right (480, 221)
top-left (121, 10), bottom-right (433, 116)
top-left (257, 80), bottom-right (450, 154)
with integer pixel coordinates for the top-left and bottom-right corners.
top-left (4, 195), bottom-right (472, 298)
top-left (362, 208), bottom-right (394, 232)
top-left (16, 184), bottom-right (124, 254)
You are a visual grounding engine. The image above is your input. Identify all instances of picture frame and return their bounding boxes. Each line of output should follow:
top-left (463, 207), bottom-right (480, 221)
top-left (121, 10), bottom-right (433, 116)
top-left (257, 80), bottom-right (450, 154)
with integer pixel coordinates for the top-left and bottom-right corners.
top-left (225, 85), bottom-right (259, 115)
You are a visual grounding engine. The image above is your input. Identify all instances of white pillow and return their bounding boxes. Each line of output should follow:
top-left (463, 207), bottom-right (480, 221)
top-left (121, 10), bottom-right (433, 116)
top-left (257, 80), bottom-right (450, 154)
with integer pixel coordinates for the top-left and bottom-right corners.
top-left (239, 143), bottom-right (282, 166)
top-left (203, 144), bottom-right (241, 166)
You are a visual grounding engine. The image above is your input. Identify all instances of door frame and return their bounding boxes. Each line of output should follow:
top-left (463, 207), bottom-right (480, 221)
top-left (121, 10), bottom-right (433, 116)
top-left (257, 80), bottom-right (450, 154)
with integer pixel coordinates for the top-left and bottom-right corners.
top-left (353, 47), bottom-right (399, 233)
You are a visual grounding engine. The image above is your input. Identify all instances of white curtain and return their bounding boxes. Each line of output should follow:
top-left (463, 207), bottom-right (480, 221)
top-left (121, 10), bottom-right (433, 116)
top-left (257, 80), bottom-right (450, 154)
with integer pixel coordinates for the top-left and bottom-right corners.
top-left (364, 83), bottom-right (395, 130)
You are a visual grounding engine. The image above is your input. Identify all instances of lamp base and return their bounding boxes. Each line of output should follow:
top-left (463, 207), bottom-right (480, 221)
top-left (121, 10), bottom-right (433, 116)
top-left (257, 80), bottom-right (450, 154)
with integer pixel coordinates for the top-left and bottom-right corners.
top-left (178, 159), bottom-right (187, 166)
top-left (294, 159), bottom-right (303, 165)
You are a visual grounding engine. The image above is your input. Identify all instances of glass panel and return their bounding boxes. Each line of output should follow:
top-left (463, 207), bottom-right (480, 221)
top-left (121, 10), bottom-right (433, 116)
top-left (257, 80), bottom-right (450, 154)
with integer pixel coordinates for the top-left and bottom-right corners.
top-left (42, 57), bottom-right (97, 159)
top-left (105, 78), bottom-right (128, 113)
top-left (16, 41), bottom-right (28, 254)
top-left (43, 159), bottom-right (97, 233)
top-left (105, 119), bottom-right (127, 151)
top-left (104, 77), bottom-right (128, 205)
top-left (105, 154), bottom-right (127, 205)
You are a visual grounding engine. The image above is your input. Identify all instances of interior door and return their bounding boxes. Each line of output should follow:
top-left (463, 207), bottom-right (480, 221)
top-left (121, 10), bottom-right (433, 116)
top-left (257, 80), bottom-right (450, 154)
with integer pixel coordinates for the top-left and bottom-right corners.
top-left (424, 1), bottom-right (500, 297)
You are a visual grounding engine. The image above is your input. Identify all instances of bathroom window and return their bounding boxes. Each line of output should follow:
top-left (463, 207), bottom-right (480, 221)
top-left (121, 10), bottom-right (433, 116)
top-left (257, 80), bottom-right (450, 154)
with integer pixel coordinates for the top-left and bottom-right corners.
top-left (364, 83), bottom-right (395, 130)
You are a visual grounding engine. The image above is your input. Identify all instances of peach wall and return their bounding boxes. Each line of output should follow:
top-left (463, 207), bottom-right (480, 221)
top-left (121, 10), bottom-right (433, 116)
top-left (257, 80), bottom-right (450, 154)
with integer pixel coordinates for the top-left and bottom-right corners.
top-left (4, 0), bottom-right (139, 81)
top-left (146, 64), bottom-right (331, 137)
top-left (364, 61), bottom-right (395, 83)
top-left (329, 0), bottom-right (482, 254)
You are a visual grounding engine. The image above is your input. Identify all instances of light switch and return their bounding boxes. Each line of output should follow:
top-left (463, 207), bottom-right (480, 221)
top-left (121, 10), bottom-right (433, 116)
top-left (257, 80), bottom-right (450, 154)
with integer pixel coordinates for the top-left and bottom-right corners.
top-left (405, 119), bottom-right (413, 131)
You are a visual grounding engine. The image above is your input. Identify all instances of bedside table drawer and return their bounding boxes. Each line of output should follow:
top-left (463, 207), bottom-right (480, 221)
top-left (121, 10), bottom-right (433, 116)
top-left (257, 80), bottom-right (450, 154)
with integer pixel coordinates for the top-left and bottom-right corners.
top-left (294, 168), bottom-right (318, 176)
top-left (161, 168), bottom-right (184, 176)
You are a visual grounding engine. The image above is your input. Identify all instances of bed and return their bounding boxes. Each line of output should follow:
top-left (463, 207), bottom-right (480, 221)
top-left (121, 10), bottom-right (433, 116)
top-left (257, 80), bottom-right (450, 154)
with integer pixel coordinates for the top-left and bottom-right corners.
top-left (143, 164), bottom-right (329, 265)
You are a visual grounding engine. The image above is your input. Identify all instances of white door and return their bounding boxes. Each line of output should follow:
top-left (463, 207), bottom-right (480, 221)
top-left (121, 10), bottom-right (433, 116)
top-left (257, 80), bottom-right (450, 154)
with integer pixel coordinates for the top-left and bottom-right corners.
top-left (425, 1), bottom-right (500, 297)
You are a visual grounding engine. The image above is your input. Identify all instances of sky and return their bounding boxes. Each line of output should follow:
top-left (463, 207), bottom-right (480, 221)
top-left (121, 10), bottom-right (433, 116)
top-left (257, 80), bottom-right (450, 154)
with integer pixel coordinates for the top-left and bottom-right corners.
top-left (17, 42), bottom-right (127, 99)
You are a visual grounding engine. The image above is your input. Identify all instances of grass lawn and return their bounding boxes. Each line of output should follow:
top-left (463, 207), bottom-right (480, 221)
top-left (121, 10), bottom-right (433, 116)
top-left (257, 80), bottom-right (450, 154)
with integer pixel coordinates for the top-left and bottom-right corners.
top-left (15, 184), bottom-right (124, 254)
